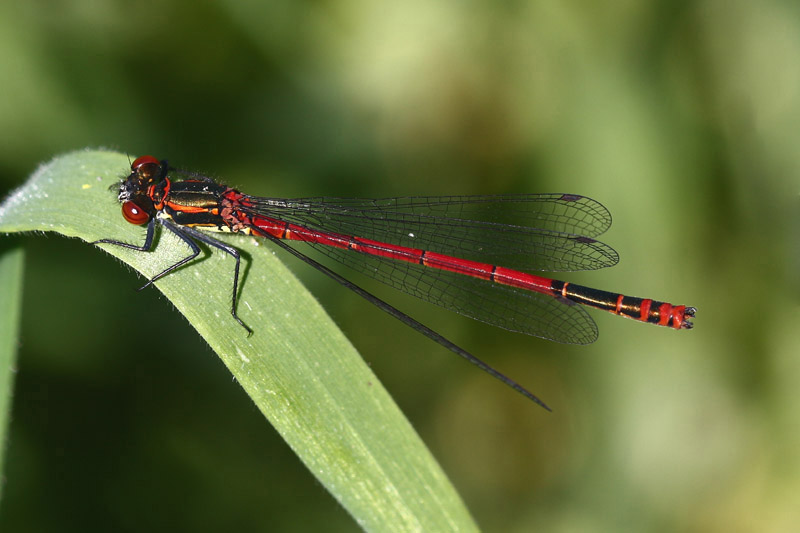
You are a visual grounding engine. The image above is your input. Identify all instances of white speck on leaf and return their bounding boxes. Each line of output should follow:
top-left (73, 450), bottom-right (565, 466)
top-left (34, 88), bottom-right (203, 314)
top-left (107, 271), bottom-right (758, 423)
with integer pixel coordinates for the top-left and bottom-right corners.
top-left (236, 347), bottom-right (251, 363)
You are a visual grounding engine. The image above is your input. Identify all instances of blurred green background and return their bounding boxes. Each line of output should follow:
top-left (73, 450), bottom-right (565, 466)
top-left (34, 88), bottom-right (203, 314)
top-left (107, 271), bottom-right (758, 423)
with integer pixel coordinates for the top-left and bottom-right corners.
top-left (1, 1), bottom-right (798, 531)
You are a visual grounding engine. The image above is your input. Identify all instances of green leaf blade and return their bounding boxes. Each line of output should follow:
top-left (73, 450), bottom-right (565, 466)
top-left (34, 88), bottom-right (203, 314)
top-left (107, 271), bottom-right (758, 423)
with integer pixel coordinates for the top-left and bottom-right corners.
top-left (0, 150), bottom-right (477, 531)
top-left (0, 245), bottom-right (24, 502)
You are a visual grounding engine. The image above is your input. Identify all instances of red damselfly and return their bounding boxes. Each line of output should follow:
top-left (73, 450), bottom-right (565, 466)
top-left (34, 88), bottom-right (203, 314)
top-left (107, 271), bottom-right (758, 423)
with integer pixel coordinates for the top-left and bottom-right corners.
top-left (94, 156), bottom-right (695, 410)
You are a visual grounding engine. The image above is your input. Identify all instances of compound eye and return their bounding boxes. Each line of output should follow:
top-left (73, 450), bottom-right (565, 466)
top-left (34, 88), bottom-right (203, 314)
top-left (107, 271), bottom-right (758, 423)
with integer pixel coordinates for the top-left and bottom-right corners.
top-left (131, 155), bottom-right (160, 171)
top-left (131, 155), bottom-right (163, 181)
top-left (121, 201), bottom-right (150, 225)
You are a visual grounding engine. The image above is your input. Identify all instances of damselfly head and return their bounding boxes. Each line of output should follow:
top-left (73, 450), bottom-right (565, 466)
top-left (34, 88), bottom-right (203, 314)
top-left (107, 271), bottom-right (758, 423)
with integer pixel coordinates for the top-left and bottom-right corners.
top-left (117, 155), bottom-right (165, 203)
top-left (109, 155), bottom-right (165, 224)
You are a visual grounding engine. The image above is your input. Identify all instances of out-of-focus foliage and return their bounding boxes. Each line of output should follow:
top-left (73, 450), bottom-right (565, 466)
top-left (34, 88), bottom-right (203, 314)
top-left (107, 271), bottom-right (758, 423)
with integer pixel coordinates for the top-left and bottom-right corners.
top-left (0, 1), bottom-right (797, 531)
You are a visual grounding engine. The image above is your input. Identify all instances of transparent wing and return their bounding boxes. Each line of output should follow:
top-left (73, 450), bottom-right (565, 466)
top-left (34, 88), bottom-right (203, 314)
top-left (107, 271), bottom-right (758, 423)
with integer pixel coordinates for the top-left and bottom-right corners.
top-left (245, 194), bottom-right (618, 272)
